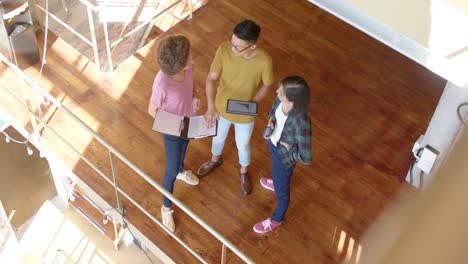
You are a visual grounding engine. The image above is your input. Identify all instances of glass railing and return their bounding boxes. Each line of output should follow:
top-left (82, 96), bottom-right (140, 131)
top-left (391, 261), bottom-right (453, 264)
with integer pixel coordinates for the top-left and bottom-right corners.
top-left (0, 52), bottom-right (253, 263)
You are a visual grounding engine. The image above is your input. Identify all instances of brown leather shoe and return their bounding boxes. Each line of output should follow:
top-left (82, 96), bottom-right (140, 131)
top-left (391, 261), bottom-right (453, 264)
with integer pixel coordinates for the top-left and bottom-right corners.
top-left (197, 158), bottom-right (224, 177)
top-left (240, 171), bottom-right (252, 195)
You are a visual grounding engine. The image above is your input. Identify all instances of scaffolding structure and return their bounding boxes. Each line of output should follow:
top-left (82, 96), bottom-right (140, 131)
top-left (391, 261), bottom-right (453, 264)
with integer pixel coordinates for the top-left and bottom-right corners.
top-left (34, 0), bottom-right (193, 71)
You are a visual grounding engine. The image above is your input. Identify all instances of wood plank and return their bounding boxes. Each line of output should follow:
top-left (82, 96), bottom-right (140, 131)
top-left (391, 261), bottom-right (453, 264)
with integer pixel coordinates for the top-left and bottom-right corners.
top-left (0, 0), bottom-right (445, 263)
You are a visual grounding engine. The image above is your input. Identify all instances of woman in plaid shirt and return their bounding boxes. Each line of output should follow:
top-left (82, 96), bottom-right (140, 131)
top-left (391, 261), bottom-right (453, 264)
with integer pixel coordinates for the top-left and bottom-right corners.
top-left (253, 76), bottom-right (312, 234)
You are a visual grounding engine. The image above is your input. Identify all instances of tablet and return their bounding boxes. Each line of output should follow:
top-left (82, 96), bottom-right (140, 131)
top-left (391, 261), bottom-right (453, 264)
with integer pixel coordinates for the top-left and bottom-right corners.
top-left (226, 99), bottom-right (258, 116)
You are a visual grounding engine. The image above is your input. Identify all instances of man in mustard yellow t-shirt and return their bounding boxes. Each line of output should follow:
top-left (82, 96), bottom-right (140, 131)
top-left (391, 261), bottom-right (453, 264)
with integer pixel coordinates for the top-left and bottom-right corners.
top-left (197, 20), bottom-right (274, 195)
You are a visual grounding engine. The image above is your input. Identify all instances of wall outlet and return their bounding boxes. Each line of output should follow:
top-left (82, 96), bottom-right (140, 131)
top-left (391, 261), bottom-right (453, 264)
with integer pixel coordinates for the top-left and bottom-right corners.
top-left (416, 145), bottom-right (438, 174)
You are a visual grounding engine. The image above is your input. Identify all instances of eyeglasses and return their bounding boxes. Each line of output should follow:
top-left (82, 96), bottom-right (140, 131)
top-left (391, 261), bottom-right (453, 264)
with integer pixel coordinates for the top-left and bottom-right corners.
top-left (231, 42), bottom-right (253, 52)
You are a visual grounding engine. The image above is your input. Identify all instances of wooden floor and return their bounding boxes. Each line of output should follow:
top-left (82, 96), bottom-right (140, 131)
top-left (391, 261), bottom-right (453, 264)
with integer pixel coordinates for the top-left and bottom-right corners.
top-left (0, 0), bottom-right (446, 263)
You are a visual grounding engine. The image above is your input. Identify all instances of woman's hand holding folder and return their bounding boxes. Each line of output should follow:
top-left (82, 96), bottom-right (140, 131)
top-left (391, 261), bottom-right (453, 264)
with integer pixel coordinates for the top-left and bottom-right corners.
top-left (204, 105), bottom-right (219, 128)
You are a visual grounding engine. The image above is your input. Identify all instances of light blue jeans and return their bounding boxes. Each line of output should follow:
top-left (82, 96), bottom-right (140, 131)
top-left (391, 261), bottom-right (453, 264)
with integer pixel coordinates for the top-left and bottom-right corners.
top-left (211, 116), bottom-right (255, 167)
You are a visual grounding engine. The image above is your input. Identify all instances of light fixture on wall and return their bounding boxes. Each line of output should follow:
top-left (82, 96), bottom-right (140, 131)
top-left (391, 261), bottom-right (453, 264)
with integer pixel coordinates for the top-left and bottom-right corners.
top-left (69, 192), bottom-right (76, 202)
top-left (2, 131), bottom-right (36, 157)
top-left (102, 213), bottom-right (111, 225)
top-left (26, 146), bottom-right (33, 156)
top-left (1, 131), bottom-right (45, 158)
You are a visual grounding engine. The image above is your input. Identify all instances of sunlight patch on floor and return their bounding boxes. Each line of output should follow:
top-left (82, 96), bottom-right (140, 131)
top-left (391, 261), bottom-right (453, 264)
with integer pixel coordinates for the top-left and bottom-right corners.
top-left (333, 227), bottom-right (363, 264)
top-left (1, 199), bottom-right (159, 264)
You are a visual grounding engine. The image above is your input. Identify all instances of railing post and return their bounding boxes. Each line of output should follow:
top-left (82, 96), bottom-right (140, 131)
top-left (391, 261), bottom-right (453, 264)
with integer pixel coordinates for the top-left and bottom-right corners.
top-left (111, 214), bottom-right (120, 250)
top-left (18, 81), bottom-right (40, 136)
top-left (87, 6), bottom-right (101, 70)
top-left (109, 151), bottom-right (122, 212)
top-left (221, 243), bottom-right (227, 264)
top-left (188, 0), bottom-right (193, 20)
top-left (102, 21), bottom-right (114, 71)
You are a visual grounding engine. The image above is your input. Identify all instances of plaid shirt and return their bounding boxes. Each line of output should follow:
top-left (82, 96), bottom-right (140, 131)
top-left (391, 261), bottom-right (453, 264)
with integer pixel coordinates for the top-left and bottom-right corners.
top-left (268, 98), bottom-right (312, 168)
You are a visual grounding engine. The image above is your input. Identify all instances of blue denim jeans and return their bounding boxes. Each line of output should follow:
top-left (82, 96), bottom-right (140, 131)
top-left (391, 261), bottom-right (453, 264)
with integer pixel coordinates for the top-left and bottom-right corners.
top-left (268, 140), bottom-right (295, 222)
top-left (163, 134), bottom-right (189, 207)
top-left (211, 116), bottom-right (255, 167)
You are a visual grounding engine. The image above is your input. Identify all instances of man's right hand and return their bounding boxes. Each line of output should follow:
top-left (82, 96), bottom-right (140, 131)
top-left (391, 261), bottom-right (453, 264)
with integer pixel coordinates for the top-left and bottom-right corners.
top-left (204, 106), bottom-right (219, 128)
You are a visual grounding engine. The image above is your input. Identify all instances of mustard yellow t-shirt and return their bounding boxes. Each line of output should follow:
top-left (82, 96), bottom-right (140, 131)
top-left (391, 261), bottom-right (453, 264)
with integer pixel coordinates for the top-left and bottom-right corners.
top-left (210, 42), bottom-right (274, 123)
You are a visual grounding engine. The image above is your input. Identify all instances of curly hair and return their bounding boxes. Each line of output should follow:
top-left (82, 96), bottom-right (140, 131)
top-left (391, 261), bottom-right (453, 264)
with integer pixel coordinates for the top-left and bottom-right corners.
top-left (156, 35), bottom-right (191, 76)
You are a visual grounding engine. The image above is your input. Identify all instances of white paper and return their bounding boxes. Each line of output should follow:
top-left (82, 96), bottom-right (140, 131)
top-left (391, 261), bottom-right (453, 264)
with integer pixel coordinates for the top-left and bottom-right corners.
top-left (187, 116), bottom-right (216, 138)
top-left (152, 110), bottom-right (184, 136)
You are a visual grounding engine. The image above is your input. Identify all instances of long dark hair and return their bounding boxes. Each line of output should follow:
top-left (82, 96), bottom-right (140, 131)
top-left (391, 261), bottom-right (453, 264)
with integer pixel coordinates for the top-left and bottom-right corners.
top-left (281, 76), bottom-right (310, 116)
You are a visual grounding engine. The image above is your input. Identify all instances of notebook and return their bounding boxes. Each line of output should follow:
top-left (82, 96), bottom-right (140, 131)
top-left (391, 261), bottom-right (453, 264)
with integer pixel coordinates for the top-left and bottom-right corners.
top-left (152, 110), bottom-right (217, 139)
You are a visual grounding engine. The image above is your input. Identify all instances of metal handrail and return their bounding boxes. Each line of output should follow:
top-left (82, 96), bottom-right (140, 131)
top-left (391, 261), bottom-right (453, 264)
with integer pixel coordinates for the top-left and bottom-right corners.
top-left (0, 88), bottom-right (208, 263)
top-left (0, 54), bottom-right (253, 263)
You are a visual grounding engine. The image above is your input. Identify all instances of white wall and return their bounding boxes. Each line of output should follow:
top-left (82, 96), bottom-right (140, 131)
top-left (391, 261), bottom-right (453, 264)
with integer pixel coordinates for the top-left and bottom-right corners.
top-left (346, 0), bottom-right (432, 46)
top-left (308, 0), bottom-right (468, 86)
top-left (449, 0), bottom-right (468, 13)
top-left (344, 0), bottom-right (468, 48)
top-left (406, 82), bottom-right (468, 189)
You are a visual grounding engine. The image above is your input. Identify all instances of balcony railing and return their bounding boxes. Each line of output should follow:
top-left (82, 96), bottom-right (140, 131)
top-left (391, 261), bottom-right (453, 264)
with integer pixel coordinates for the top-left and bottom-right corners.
top-left (0, 52), bottom-right (253, 263)
top-left (34, 0), bottom-right (194, 71)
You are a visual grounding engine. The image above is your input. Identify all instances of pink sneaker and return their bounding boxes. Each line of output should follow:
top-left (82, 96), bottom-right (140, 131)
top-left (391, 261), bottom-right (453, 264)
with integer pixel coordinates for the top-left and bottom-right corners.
top-left (253, 217), bottom-right (281, 234)
top-left (260, 177), bottom-right (275, 192)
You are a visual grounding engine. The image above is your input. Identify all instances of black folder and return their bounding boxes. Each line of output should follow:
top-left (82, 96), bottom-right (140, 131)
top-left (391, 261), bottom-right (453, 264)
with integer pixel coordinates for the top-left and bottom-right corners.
top-left (226, 99), bottom-right (258, 116)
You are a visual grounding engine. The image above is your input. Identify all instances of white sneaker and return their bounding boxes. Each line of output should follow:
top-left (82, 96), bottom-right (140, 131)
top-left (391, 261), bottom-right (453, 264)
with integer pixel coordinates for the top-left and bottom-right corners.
top-left (161, 206), bottom-right (175, 232)
top-left (176, 170), bottom-right (199, 185)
